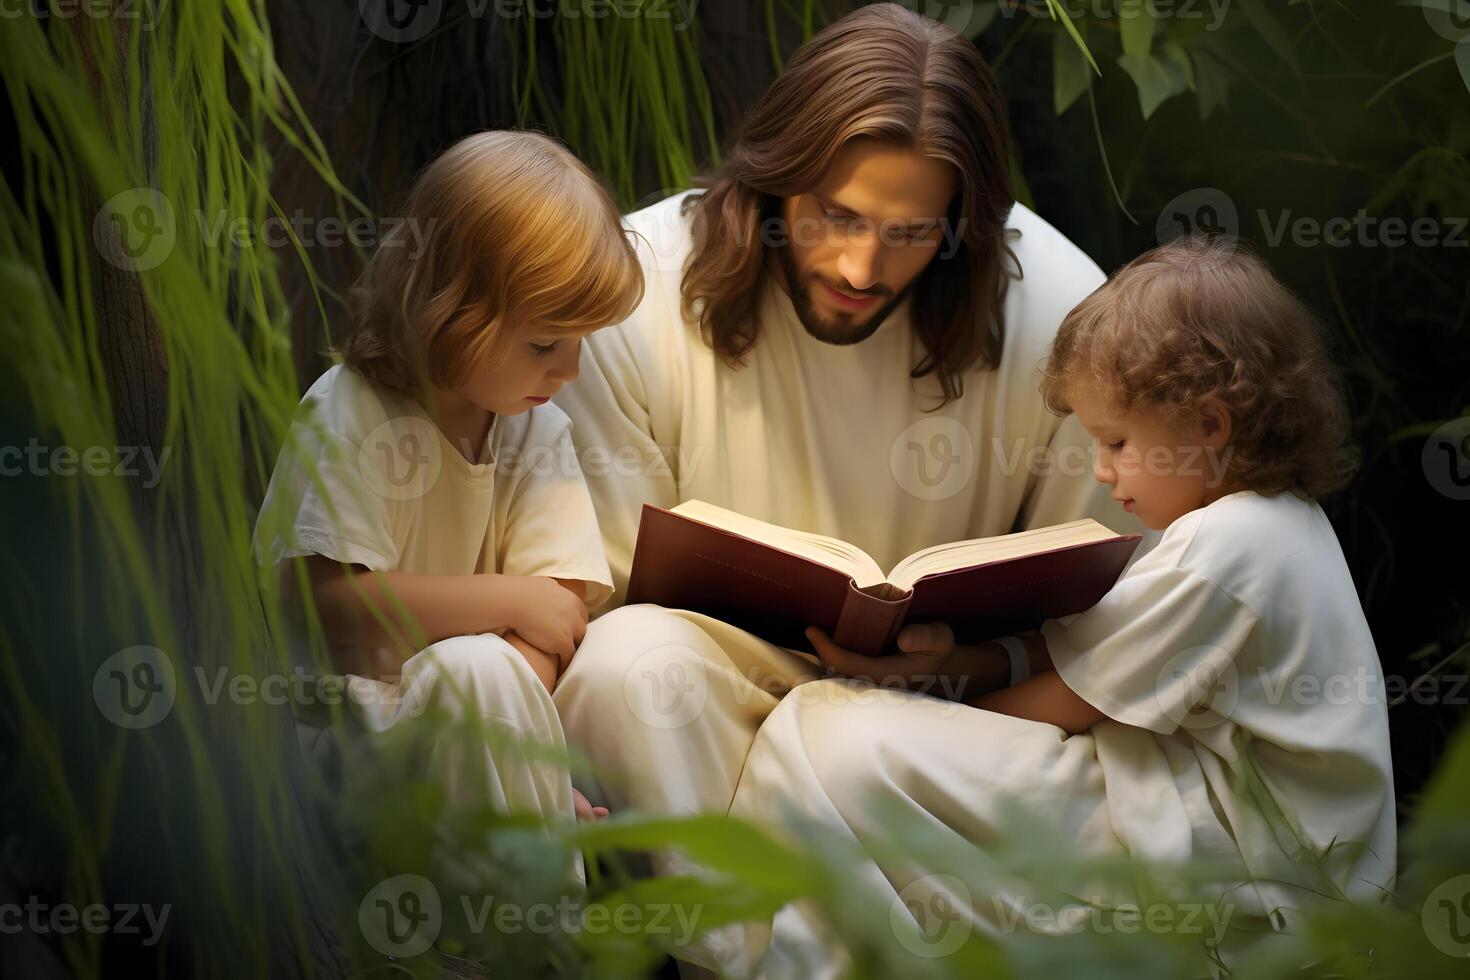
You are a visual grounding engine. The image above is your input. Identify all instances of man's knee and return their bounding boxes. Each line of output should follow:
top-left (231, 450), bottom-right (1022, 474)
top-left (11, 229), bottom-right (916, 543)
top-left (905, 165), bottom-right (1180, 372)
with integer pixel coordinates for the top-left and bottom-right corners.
top-left (561, 604), bottom-right (709, 686)
top-left (556, 604), bottom-right (728, 733)
top-left (760, 678), bottom-right (898, 808)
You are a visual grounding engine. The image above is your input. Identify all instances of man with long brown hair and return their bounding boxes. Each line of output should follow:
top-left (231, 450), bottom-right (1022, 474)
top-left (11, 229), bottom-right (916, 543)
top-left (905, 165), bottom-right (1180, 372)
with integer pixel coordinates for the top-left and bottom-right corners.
top-left (552, 4), bottom-right (1144, 971)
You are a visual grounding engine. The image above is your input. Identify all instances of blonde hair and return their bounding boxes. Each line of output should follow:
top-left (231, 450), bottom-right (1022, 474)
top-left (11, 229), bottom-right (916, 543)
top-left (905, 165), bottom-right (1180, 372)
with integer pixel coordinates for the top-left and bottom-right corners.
top-left (339, 131), bottom-right (644, 396)
top-left (1041, 235), bottom-right (1357, 500)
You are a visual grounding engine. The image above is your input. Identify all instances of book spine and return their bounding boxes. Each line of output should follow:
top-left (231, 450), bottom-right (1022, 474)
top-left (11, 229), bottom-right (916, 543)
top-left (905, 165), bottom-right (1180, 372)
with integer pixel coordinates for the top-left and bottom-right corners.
top-left (832, 581), bottom-right (912, 656)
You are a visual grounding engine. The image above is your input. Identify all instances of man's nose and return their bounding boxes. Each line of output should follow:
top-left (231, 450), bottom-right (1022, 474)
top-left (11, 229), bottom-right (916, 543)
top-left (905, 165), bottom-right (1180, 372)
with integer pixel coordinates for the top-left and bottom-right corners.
top-left (836, 240), bottom-right (881, 292)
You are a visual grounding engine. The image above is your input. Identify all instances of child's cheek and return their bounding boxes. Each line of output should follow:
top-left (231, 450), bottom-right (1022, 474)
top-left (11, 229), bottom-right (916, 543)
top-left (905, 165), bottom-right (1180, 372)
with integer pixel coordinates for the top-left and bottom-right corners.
top-left (1116, 447), bottom-right (1140, 481)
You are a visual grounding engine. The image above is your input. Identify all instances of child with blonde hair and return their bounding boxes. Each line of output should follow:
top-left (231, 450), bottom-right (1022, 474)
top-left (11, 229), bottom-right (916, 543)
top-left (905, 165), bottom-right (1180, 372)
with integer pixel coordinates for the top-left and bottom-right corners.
top-left (253, 131), bottom-right (643, 826)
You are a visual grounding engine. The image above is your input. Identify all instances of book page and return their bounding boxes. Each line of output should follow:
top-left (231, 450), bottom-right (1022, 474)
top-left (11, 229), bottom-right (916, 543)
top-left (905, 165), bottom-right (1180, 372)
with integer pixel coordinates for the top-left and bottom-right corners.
top-left (671, 499), bottom-right (887, 587)
top-left (886, 519), bottom-right (1122, 592)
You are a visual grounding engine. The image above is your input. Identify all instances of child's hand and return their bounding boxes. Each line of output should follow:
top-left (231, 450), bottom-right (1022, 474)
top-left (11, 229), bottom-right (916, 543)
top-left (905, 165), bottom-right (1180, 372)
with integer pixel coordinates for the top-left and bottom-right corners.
top-left (501, 575), bottom-right (589, 663)
top-left (502, 630), bottom-right (560, 693)
top-left (572, 788), bottom-right (609, 821)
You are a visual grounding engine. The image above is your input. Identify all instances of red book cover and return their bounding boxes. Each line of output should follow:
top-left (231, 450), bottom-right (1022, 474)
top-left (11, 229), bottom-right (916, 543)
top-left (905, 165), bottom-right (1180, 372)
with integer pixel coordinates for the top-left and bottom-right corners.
top-left (624, 504), bottom-right (1142, 656)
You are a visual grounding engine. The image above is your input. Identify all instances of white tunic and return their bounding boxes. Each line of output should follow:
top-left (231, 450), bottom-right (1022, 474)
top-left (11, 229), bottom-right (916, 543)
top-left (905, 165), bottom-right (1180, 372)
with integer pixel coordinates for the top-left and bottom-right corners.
top-left (252, 364), bottom-right (615, 832)
top-left (554, 191), bottom-right (1150, 607)
top-left (254, 363), bottom-right (614, 668)
top-left (548, 192), bottom-right (1395, 973)
top-left (1043, 488), bottom-right (1397, 923)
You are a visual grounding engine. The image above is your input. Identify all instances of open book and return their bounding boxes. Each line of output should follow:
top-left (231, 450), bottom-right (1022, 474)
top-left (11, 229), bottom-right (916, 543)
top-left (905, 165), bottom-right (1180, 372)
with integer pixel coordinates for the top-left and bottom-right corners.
top-left (625, 500), bottom-right (1142, 656)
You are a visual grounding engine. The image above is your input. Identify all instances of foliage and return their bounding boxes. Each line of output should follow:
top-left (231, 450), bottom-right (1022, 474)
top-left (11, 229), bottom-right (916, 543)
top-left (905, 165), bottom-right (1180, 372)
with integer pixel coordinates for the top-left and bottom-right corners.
top-left (1, 1), bottom-right (1466, 977)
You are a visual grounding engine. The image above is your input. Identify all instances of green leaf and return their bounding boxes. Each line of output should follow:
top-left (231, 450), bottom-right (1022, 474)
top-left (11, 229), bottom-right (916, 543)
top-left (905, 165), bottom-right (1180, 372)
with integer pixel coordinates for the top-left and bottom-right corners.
top-left (1238, 0), bottom-right (1301, 73)
top-left (1408, 713), bottom-right (1470, 831)
top-left (1119, 0), bottom-right (1155, 59)
top-left (1046, 0), bottom-right (1101, 75)
top-left (1053, 23), bottom-right (1093, 115)
top-left (577, 813), bottom-right (813, 896)
top-left (1160, 40), bottom-right (1196, 90)
top-left (1118, 50), bottom-right (1192, 119)
top-left (1191, 47), bottom-right (1231, 120)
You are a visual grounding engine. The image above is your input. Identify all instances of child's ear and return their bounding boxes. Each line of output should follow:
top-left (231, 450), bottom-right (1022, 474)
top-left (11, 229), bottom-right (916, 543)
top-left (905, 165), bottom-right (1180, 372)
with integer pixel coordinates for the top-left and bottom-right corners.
top-left (1199, 396), bottom-right (1232, 448)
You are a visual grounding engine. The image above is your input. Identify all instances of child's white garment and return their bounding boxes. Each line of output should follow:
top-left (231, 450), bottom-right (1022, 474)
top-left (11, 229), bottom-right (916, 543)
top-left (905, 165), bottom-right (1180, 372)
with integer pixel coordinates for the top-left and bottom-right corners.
top-left (1042, 488), bottom-right (1396, 922)
top-left (252, 364), bottom-right (613, 826)
top-left (723, 489), bottom-right (1395, 977)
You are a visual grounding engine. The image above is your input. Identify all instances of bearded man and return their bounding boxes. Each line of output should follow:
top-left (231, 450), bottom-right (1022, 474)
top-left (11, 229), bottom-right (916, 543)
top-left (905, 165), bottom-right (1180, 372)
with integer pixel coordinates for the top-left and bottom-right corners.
top-left (552, 4), bottom-right (1146, 974)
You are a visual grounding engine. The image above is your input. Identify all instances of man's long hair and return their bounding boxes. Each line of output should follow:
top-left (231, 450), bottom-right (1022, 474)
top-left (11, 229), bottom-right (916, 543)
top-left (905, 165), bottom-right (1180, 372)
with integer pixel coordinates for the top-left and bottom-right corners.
top-left (681, 3), bottom-right (1019, 404)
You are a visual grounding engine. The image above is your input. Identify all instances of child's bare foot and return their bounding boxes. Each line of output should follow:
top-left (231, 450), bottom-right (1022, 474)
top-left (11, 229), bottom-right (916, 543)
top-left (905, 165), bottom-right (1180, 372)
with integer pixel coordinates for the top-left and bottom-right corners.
top-left (572, 787), bottom-right (610, 821)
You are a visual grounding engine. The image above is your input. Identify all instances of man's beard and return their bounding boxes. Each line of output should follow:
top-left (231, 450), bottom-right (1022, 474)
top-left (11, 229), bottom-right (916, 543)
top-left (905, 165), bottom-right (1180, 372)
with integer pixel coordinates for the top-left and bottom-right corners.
top-left (776, 243), bottom-right (909, 347)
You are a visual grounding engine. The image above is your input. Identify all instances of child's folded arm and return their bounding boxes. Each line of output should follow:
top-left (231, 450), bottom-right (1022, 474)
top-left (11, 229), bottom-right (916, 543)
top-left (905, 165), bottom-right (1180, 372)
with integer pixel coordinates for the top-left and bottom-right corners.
top-left (552, 578), bottom-right (587, 601)
top-left (966, 668), bottom-right (1106, 735)
top-left (287, 556), bottom-right (587, 680)
top-left (963, 630), bottom-right (1106, 734)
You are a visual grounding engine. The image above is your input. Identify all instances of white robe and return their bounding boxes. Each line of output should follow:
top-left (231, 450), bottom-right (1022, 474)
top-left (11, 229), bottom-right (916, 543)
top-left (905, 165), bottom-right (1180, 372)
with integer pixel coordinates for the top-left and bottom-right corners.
top-left (1043, 489), bottom-right (1397, 927)
top-left (553, 192), bottom-right (1391, 974)
top-left (550, 192), bottom-right (1167, 970)
top-left (728, 490), bottom-right (1395, 975)
top-left (254, 364), bottom-right (614, 832)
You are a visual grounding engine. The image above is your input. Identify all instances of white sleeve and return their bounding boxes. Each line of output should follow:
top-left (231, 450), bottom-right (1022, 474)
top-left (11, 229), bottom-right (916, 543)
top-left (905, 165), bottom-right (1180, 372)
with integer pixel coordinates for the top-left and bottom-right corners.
top-left (1041, 561), bottom-right (1260, 735)
top-left (496, 416), bottom-right (616, 611)
top-left (252, 379), bottom-right (402, 571)
top-left (553, 314), bottom-right (681, 611)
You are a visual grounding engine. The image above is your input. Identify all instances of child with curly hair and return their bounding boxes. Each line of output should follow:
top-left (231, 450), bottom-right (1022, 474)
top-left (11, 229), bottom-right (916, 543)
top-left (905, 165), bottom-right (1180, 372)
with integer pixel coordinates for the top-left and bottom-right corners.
top-left (968, 234), bottom-right (1397, 956)
top-left (791, 235), bottom-right (1396, 969)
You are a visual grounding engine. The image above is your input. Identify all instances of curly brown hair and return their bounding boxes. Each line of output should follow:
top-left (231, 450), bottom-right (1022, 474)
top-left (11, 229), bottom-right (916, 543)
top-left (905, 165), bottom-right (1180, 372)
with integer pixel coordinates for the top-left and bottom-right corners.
top-left (1040, 235), bottom-right (1358, 500)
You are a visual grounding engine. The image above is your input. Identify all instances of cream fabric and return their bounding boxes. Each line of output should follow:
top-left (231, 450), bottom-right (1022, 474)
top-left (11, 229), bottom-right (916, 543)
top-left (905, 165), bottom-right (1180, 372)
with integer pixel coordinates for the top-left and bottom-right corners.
top-left (724, 490), bottom-right (1396, 975)
top-left (551, 193), bottom-right (1159, 970)
top-left (555, 194), bottom-right (1394, 972)
top-left (254, 363), bottom-right (613, 830)
top-left (1043, 489), bottom-right (1397, 922)
top-left (255, 363), bottom-right (613, 623)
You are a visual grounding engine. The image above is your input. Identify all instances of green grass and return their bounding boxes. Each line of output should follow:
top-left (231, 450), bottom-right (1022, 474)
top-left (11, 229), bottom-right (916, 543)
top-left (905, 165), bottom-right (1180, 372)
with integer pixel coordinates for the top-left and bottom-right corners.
top-left (1, 1), bottom-right (1467, 977)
